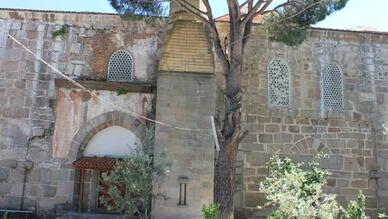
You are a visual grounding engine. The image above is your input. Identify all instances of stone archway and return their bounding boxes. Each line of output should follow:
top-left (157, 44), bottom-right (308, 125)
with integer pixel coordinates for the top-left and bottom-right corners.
top-left (67, 111), bottom-right (145, 161)
top-left (68, 111), bottom-right (146, 211)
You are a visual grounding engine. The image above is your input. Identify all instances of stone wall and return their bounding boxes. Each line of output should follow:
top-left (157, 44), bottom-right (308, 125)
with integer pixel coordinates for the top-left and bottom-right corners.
top-left (2, 6), bottom-right (388, 219)
top-left (0, 9), bottom-right (159, 217)
top-left (153, 72), bottom-right (216, 219)
top-left (212, 26), bottom-right (388, 218)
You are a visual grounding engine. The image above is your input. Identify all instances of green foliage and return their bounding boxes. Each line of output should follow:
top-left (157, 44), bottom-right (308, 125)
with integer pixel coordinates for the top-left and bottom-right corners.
top-left (201, 204), bottom-right (234, 219)
top-left (260, 154), bottom-right (341, 219)
top-left (260, 154), bottom-right (370, 219)
top-left (116, 88), bottom-right (129, 96)
top-left (1, 212), bottom-right (7, 219)
top-left (108, 0), bottom-right (168, 18)
top-left (265, 0), bottom-right (349, 46)
top-left (202, 203), bottom-right (220, 219)
top-left (343, 191), bottom-right (367, 219)
top-left (98, 125), bottom-right (171, 219)
top-left (379, 213), bottom-right (388, 218)
top-left (52, 24), bottom-right (68, 38)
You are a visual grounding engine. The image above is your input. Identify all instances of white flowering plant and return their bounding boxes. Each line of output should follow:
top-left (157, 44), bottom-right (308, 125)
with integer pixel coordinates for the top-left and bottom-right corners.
top-left (259, 154), bottom-right (367, 219)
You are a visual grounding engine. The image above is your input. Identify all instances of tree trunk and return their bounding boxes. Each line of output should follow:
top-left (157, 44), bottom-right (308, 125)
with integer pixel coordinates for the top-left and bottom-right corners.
top-left (214, 124), bottom-right (240, 218)
top-left (214, 52), bottom-right (243, 218)
top-left (213, 10), bottom-right (246, 219)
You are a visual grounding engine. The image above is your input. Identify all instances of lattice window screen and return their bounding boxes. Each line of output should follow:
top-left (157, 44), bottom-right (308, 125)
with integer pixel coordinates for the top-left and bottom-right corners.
top-left (268, 57), bottom-right (290, 106)
top-left (108, 50), bottom-right (133, 82)
top-left (322, 64), bottom-right (344, 111)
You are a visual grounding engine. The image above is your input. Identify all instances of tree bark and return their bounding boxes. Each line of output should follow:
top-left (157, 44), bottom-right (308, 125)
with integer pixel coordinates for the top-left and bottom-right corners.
top-left (214, 48), bottom-right (244, 218)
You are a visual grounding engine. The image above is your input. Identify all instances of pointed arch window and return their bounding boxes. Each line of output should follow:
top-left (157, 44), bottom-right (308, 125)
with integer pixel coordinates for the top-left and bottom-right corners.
top-left (268, 57), bottom-right (290, 106)
top-left (321, 63), bottom-right (344, 111)
top-left (107, 50), bottom-right (133, 82)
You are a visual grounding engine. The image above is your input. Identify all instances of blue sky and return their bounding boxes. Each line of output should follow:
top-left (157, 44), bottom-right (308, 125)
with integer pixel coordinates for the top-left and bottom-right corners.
top-left (0, 0), bottom-right (387, 32)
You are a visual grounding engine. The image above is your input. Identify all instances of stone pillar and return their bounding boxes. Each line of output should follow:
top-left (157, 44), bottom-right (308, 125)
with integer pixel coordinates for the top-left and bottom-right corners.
top-left (153, 4), bottom-right (216, 218)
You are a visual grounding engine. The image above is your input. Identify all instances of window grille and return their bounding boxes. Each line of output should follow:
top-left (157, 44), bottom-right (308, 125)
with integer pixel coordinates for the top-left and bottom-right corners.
top-left (108, 50), bottom-right (133, 82)
top-left (322, 64), bottom-right (344, 111)
top-left (268, 57), bottom-right (290, 106)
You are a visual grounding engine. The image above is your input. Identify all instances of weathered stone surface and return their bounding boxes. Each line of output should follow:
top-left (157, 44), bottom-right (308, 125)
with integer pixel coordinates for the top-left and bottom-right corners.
top-left (44, 186), bottom-right (57, 198)
top-left (244, 192), bottom-right (266, 208)
top-left (259, 134), bottom-right (273, 143)
top-left (246, 153), bottom-right (271, 167)
top-left (0, 160), bottom-right (17, 169)
top-left (0, 183), bottom-right (12, 195)
top-left (0, 168), bottom-right (9, 182)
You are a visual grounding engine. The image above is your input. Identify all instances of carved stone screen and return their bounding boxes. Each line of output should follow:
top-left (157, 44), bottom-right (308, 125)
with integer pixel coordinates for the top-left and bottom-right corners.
top-left (268, 57), bottom-right (290, 106)
top-left (322, 63), bottom-right (344, 111)
top-left (107, 50), bottom-right (133, 82)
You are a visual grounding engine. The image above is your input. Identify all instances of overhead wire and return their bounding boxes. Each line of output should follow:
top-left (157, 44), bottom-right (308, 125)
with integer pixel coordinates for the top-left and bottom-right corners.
top-left (0, 1), bottom-right (322, 136)
top-left (1, 27), bottom-right (212, 135)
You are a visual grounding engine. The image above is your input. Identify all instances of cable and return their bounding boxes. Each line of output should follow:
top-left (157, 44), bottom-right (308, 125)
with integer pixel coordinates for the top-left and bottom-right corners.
top-left (1, 27), bottom-right (212, 134)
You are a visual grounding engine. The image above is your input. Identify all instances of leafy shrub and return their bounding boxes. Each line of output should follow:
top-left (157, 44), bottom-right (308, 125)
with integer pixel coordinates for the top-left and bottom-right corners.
top-left (379, 213), bottom-right (388, 218)
top-left (343, 191), bottom-right (367, 219)
top-left (259, 154), bottom-right (369, 219)
top-left (99, 125), bottom-right (171, 219)
top-left (259, 154), bottom-right (341, 219)
top-left (202, 203), bottom-right (220, 219)
top-left (52, 25), bottom-right (68, 38)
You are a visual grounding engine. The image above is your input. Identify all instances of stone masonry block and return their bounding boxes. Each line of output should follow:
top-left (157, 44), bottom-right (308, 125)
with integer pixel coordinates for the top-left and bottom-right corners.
top-left (0, 168), bottom-right (10, 182)
top-left (259, 134), bottom-right (273, 143)
top-left (0, 183), bottom-right (12, 195)
top-left (244, 192), bottom-right (266, 208)
top-left (246, 152), bottom-right (271, 167)
top-left (274, 133), bottom-right (293, 143)
top-left (44, 185), bottom-right (57, 198)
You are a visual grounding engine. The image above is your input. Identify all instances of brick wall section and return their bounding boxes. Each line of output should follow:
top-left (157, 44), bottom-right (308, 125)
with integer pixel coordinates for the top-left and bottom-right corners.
top-left (211, 25), bottom-right (388, 218)
top-left (159, 20), bottom-right (214, 74)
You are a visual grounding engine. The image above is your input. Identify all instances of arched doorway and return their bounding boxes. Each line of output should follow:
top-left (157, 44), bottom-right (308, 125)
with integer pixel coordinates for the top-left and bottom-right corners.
top-left (69, 111), bottom-right (145, 213)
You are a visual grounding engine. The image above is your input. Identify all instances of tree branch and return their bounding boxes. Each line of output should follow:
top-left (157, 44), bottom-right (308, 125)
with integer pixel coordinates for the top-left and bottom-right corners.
top-left (276, 1), bottom-right (322, 23)
top-left (227, 0), bottom-right (241, 23)
top-left (261, 0), bottom-right (304, 16)
top-left (238, 130), bottom-right (249, 143)
top-left (242, 0), bottom-right (271, 24)
top-left (175, 0), bottom-right (209, 24)
top-left (242, 0), bottom-right (253, 48)
top-left (201, 0), bottom-right (230, 73)
top-left (180, 0), bottom-right (208, 15)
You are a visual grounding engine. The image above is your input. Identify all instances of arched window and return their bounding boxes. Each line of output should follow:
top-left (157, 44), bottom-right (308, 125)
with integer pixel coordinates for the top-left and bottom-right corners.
top-left (321, 63), bottom-right (344, 111)
top-left (83, 126), bottom-right (140, 157)
top-left (268, 57), bottom-right (290, 106)
top-left (107, 50), bottom-right (133, 82)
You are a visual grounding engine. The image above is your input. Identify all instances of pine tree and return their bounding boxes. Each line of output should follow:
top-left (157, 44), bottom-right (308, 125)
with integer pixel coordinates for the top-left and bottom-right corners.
top-left (108, 1), bottom-right (349, 218)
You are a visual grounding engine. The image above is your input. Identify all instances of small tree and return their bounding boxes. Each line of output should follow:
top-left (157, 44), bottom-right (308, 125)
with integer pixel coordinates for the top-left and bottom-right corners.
top-left (99, 126), bottom-right (171, 219)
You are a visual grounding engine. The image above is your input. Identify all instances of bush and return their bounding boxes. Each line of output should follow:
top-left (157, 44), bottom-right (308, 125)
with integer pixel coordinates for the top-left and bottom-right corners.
top-left (202, 203), bottom-right (220, 219)
top-left (99, 126), bottom-right (171, 219)
top-left (343, 191), bottom-right (367, 219)
top-left (259, 154), bottom-right (367, 219)
top-left (259, 154), bottom-right (341, 219)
